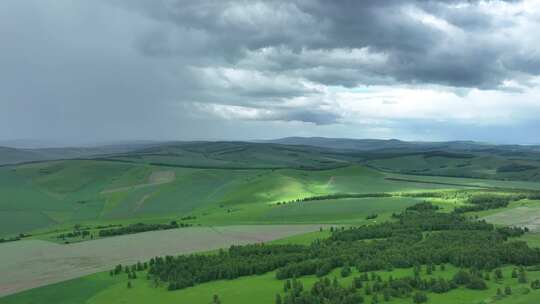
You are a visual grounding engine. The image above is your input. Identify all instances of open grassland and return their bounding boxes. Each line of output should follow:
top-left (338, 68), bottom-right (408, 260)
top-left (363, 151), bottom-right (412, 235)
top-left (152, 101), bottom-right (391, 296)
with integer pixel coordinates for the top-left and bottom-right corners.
top-left (367, 152), bottom-right (540, 182)
top-left (0, 161), bottom-right (465, 237)
top-left (103, 141), bottom-right (350, 170)
top-left (268, 230), bottom-right (332, 245)
top-left (93, 141), bottom-right (540, 182)
top-left (3, 157), bottom-right (539, 241)
top-left (3, 156), bottom-right (538, 239)
top-left (0, 225), bottom-right (322, 297)
top-left (195, 197), bottom-right (421, 225)
top-left (86, 266), bottom-right (540, 304)
top-left (385, 172), bottom-right (540, 191)
top-left (0, 167), bottom-right (63, 235)
top-left (3, 264), bottom-right (540, 304)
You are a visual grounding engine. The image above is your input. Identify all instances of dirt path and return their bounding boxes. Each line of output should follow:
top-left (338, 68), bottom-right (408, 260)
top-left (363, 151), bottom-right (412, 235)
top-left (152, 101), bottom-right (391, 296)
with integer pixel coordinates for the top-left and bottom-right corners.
top-left (133, 194), bottom-right (152, 212)
top-left (325, 176), bottom-right (336, 188)
top-left (101, 170), bottom-right (175, 194)
top-left (0, 225), bottom-right (322, 298)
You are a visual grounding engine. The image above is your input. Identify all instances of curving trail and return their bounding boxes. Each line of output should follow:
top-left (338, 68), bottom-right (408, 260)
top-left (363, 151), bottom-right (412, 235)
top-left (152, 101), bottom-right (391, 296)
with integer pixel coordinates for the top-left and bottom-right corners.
top-left (100, 171), bottom-right (176, 194)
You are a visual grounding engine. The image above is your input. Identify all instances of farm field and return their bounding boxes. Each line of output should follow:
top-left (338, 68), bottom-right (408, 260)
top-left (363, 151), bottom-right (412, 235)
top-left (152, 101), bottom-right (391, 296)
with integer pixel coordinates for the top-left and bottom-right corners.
top-left (0, 225), bottom-right (322, 297)
top-left (481, 200), bottom-right (540, 232)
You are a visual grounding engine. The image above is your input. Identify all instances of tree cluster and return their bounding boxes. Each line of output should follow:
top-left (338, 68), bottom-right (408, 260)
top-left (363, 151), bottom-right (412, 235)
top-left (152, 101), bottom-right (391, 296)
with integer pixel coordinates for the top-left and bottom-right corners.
top-left (143, 203), bottom-right (540, 298)
top-left (276, 267), bottom-right (493, 304)
top-left (98, 221), bottom-right (189, 237)
top-left (275, 193), bottom-right (392, 206)
top-left (454, 193), bottom-right (525, 213)
top-left (148, 244), bottom-right (309, 290)
top-left (0, 233), bottom-right (30, 243)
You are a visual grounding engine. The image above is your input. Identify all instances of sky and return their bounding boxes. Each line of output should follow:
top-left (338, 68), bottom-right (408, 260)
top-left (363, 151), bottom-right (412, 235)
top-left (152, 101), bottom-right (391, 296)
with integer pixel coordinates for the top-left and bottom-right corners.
top-left (1, 0), bottom-right (540, 145)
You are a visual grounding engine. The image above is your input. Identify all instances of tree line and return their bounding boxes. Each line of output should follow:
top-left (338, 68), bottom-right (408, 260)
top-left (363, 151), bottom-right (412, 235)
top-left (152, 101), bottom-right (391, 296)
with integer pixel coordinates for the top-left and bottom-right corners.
top-left (0, 233), bottom-right (30, 243)
top-left (276, 265), bottom-right (531, 304)
top-left (137, 203), bottom-right (540, 295)
top-left (98, 221), bottom-right (190, 237)
top-left (453, 193), bottom-right (525, 213)
top-left (275, 193), bottom-right (392, 205)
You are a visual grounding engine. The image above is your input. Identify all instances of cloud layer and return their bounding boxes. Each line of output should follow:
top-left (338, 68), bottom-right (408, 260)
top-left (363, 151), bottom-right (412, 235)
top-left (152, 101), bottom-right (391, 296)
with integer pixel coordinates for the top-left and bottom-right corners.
top-left (1, 0), bottom-right (540, 144)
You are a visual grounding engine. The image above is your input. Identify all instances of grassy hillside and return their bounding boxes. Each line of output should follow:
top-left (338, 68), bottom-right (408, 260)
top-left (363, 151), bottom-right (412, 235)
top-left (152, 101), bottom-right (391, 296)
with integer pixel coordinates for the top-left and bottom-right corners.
top-left (0, 159), bottom-right (458, 237)
top-left (4, 152), bottom-right (540, 239)
top-left (264, 137), bottom-right (494, 151)
top-left (367, 152), bottom-right (540, 181)
top-left (101, 141), bottom-right (349, 169)
top-left (4, 140), bottom-right (540, 180)
top-left (4, 266), bottom-right (537, 304)
top-left (0, 143), bottom-right (154, 166)
top-left (0, 147), bottom-right (49, 165)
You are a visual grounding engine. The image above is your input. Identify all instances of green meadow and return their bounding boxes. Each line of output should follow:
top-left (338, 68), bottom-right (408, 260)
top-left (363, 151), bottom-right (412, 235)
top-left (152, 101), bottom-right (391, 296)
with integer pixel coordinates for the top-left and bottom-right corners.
top-left (3, 260), bottom-right (540, 304)
top-left (0, 161), bottom-right (464, 238)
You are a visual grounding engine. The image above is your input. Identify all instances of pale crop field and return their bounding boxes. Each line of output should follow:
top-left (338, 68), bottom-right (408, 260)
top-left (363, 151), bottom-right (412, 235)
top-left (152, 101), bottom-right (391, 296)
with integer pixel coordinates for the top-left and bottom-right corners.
top-left (483, 206), bottom-right (540, 231)
top-left (0, 224), bottom-right (322, 297)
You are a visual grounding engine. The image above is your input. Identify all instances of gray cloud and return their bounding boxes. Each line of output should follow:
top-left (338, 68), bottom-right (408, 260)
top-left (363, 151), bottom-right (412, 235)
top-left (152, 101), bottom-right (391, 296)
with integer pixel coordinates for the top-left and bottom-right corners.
top-left (117, 0), bottom-right (539, 89)
top-left (1, 0), bottom-right (540, 144)
top-left (195, 102), bottom-right (342, 125)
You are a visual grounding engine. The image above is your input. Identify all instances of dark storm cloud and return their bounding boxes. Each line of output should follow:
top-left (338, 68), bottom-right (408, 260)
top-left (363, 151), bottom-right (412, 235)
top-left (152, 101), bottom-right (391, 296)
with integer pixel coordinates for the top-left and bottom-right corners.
top-left (113, 0), bottom-right (539, 89)
top-left (503, 51), bottom-right (540, 75)
top-left (295, 0), bottom-right (529, 88)
top-left (284, 109), bottom-right (341, 125)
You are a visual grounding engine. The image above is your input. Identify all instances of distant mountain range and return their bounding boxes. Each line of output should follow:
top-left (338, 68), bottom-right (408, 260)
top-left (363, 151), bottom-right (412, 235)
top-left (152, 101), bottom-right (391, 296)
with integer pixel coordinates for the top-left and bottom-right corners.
top-left (1, 137), bottom-right (540, 166)
top-left (0, 142), bottom-right (157, 166)
top-left (261, 137), bottom-right (540, 152)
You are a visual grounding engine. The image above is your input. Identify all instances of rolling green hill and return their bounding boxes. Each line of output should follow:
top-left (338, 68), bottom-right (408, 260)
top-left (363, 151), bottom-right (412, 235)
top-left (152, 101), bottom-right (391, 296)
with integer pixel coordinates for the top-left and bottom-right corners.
top-left (3, 139), bottom-right (540, 181)
top-left (100, 141), bottom-right (349, 169)
top-left (265, 137), bottom-right (540, 154)
top-left (263, 138), bottom-right (540, 181)
top-left (0, 143), bottom-right (154, 166)
top-left (3, 140), bottom-right (540, 238)
top-left (366, 152), bottom-right (540, 181)
top-left (0, 160), bottom-right (456, 237)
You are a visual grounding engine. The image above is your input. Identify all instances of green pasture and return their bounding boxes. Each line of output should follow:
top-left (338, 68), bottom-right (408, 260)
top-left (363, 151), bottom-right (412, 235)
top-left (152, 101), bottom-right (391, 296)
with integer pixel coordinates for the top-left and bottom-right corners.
top-left (196, 197), bottom-right (421, 225)
top-left (105, 141), bottom-right (348, 170)
top-left (1, 160), bottom-right (465, 237)
top-left (3, 263), bottom-right (540, 304)
top-left (368, 153), bottom-right (540, 182)
top-left (386, 172), bottom-right (540, 190)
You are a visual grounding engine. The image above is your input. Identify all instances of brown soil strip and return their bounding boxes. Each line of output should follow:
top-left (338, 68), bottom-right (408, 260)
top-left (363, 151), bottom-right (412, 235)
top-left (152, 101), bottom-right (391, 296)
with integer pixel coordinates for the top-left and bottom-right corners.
top-left (0, 224), bottom-right (322, 297)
